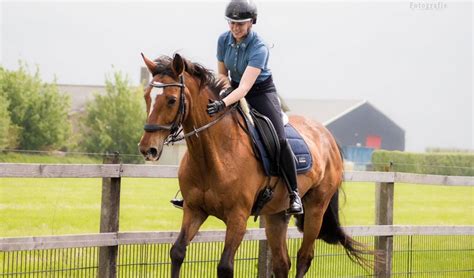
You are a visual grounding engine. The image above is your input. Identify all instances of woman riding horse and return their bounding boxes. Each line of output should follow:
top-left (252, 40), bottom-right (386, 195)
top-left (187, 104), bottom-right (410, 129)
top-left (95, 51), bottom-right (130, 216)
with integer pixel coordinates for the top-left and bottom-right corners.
top-left (138, 53), bottom-right (371, 277)
top-left (174, 0), bottom-right (303, 215)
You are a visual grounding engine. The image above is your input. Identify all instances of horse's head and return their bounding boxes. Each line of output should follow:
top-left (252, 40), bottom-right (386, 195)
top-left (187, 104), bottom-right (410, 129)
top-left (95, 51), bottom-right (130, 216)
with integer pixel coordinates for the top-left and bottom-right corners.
top-left (138, 53), bottom-right (188, 161)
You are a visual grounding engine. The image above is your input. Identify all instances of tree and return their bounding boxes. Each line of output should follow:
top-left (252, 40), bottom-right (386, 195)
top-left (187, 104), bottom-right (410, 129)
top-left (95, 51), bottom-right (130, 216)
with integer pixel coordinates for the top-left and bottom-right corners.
top-left (0, 64), bottom-right (71, 150)
top-left (79, 71), bottom-right (146, 163)
top-left (0, 93), bottom-right (16, 149)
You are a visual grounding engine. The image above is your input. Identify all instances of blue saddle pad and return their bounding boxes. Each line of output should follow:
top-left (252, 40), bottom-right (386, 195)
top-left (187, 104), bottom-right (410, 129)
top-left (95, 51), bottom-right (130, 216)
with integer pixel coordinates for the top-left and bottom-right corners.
top-left (248, 122), bottom-right (313, 176)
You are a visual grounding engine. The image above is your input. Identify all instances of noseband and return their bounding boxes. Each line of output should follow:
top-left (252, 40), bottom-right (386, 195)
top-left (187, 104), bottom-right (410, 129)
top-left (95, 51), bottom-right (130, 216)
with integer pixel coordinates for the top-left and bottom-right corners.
top-left (144, 75), bottom-right (186, 143)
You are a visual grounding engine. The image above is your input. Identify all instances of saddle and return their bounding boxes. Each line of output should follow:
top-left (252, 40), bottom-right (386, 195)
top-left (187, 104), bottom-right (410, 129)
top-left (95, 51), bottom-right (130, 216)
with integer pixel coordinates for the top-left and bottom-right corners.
top-left (238, 106), bottom-right (313, 177)
top-left (237, 104), bottom-right (313, 219)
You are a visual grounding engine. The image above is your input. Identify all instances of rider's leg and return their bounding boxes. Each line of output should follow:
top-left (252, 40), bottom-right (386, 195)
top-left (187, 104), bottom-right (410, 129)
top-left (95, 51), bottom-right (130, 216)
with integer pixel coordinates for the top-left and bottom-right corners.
top-left (246, 92), bottom-right (303, 215)
top-left (279, 138), bottom-right (303, 214)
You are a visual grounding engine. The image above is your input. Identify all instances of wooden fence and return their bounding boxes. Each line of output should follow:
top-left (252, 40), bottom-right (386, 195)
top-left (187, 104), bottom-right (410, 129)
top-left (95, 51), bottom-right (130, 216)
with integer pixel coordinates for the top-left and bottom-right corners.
top-left (0, 160), bottom-right (473, 277)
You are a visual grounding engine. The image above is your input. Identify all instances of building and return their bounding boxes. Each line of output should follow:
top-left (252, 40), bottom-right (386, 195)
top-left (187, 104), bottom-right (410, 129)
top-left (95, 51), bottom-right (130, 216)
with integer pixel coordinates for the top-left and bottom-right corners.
top-left (285, 99), bottom-right (405, 151)
top-left (285, 99), bottom-right (405, 169)
top-left (58, 84), bottom-right (107, 114)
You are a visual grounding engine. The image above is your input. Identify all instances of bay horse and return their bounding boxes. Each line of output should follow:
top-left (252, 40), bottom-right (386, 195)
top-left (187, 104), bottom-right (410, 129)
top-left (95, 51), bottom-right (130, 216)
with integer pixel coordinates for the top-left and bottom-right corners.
top-left (138, 53), bottom-right (371, 277)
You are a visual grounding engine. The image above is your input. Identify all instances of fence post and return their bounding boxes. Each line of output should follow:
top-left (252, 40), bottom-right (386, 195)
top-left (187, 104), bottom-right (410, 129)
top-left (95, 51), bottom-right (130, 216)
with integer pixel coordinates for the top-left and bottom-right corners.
top-left (98, 153), bottom-right (121, 278)
top-left (374, 162), bottom-right (394, 278)
top-left (257, 217), bottom-right (272, 278)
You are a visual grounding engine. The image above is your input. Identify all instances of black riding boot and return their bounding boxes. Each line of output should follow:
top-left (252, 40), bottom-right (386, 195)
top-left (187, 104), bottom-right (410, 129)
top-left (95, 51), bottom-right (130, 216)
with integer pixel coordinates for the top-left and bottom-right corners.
top-left (170, 199), bottom-right (184, 209)
top-left (279, 139), bottom-right (304, 215)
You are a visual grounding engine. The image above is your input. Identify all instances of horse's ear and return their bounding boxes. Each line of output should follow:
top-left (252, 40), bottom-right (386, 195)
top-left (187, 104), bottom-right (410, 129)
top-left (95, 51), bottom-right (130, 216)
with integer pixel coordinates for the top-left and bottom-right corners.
top-left (141, 53), bottom-right (157, 74)
top-left (172, 53), bottom-right (185, 77)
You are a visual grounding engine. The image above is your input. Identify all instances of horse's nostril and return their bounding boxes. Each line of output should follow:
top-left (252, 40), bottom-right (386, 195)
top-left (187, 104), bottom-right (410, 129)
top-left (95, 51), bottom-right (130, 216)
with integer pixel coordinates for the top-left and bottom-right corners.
top-left (148, 148), bottom-right (158, 158)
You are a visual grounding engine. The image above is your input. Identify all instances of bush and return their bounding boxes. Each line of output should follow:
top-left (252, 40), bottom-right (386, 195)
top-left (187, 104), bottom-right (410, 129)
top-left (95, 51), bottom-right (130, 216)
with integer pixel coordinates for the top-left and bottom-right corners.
top-left (426, 147), bottom-right (473, 153)
top-left (372, 150), bottom-right (474, 176)
top-left (79, 71), bottom-right (145, 163)
top-left (0, 64), bottom-right (71, 150)
top-left (0, 151), bottom-right (101, 164)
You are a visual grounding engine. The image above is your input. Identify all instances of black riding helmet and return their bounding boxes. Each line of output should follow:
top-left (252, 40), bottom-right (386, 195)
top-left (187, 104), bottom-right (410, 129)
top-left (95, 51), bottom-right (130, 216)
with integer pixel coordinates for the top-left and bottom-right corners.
top-left (225, 0), bottom-right (258, 24)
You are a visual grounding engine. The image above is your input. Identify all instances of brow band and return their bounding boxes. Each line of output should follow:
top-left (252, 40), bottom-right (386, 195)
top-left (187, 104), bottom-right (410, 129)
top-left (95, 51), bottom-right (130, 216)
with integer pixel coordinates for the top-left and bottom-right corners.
top-left (149, 81), bottom-right (184, 88)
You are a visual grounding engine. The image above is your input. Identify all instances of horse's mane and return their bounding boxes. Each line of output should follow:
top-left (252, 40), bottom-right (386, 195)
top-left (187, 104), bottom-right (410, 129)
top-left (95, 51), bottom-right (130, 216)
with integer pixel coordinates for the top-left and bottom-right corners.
top-left (152, 55), bottom-right (226, 99)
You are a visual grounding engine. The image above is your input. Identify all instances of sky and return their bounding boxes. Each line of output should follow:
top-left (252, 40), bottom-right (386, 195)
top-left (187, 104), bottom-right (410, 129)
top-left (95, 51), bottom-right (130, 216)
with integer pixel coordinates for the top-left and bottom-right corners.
top-left (1, 1), bottom-right (472, 152)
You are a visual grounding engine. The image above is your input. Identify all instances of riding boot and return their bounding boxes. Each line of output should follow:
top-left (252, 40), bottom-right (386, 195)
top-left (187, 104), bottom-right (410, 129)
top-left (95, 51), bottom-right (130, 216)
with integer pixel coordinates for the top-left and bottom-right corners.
top-left (170, 190), bottom-right (184, 209)
top-left (170, 199), bottom-right (184, 209)
top-left (279, 139), bottom-right (304, 215)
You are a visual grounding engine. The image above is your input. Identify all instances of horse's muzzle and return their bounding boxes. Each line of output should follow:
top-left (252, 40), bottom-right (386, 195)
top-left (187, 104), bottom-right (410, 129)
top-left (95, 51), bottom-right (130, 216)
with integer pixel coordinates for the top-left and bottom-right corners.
top-left (139, 145), bottom-right (163, 161)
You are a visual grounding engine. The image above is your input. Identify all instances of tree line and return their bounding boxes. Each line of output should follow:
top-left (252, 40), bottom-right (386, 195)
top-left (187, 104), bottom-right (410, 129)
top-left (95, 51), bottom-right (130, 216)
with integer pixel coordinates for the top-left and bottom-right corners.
top-left (0, 64), bottom-right (146, 163)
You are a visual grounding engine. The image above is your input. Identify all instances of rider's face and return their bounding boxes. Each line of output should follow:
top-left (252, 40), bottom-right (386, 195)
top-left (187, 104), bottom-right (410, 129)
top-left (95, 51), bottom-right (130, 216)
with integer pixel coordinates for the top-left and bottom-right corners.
top-left (228, 20), bottom-right (252, 42)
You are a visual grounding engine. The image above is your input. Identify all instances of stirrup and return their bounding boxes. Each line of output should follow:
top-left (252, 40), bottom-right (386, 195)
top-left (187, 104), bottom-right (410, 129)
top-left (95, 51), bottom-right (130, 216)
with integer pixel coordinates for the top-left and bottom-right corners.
top-left (286, 205), bottom-right (304, 215)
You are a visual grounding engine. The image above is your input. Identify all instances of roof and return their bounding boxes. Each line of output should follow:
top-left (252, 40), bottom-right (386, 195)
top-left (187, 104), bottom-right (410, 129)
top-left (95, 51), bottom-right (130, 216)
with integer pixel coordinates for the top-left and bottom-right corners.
top-left (284, 99), bottom-right (366, 125)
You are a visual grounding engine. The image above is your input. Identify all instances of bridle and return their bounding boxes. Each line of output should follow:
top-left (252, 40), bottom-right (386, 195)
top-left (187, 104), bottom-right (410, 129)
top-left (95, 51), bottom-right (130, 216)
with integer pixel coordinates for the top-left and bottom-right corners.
top-left (144, 75), bottom-right (186, 143)
top-left (144, 75), bottom-right (236, 145)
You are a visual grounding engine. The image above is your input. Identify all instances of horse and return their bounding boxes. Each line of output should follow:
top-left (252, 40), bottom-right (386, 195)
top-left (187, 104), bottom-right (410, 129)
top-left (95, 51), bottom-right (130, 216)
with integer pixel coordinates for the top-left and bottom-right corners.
top-left (138, 53), bottom-right (372, 277)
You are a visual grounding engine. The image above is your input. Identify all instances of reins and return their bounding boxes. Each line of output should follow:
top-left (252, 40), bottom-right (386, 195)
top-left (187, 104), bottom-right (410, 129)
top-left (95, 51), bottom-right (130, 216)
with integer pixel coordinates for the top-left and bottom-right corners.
top-left (165, 104), bottom-right (237, 145)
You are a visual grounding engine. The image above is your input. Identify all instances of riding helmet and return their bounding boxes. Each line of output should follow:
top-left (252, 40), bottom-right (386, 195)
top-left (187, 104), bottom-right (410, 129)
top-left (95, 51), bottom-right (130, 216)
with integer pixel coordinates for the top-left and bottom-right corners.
top-left (225, 0), bottom-right (258, 24)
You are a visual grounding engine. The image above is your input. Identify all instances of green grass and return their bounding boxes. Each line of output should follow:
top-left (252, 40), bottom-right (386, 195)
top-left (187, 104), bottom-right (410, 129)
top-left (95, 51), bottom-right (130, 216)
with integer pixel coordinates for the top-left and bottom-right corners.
top-left (340, 182), bottom-right (474, 226)
top-left (0, 179), bottom-right (472, 237)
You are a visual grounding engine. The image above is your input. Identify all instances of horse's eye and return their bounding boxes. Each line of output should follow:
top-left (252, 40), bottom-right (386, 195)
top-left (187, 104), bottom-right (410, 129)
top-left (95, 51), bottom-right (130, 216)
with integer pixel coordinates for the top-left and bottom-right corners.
top-left (167, 97), bottom-right (177, 106)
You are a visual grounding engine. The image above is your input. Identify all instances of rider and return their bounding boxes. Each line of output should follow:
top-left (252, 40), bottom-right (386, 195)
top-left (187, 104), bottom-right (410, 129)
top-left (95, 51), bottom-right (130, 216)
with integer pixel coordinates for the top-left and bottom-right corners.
top-left (206, 0), bottom-right (303, 215)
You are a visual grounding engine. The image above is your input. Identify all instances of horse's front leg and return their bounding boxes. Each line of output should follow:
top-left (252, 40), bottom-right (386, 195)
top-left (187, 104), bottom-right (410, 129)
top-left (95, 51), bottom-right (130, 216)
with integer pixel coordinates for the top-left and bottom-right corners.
top-left (263, 212), bottom-right (291, 278)
top-left (217, 212), bottom-right (248, 278)
top-left (170, 206), bottom-right (208, 278)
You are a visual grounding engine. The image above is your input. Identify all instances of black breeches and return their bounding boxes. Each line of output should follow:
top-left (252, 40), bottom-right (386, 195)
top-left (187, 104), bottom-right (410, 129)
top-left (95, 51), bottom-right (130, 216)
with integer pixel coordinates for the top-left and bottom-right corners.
top-left (245, 92), bottom-right (286, 141)
top-left (232, 76), bottom-right (286, 141)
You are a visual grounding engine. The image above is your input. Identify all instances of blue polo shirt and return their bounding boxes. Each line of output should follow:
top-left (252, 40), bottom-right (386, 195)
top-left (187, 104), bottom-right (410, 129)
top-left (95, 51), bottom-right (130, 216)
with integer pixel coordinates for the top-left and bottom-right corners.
top-left (217, 30), bottom-right (271, 84)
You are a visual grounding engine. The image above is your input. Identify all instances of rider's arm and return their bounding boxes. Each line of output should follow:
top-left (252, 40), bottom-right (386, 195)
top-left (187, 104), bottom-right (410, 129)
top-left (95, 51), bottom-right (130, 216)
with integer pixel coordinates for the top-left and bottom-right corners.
top-left (222, 66), bottom-right (261, 107)
top-left (217, 61), bottom-right (228, 78)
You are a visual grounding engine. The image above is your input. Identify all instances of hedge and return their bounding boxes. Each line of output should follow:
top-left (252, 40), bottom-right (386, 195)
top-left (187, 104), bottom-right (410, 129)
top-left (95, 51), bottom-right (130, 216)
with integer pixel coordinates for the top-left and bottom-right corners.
top-left (372, 150), bottom-right (473, 176)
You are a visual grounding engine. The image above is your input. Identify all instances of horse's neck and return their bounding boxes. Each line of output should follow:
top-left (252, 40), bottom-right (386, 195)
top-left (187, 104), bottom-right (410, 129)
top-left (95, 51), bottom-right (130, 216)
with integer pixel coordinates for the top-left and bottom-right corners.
top-left (181, 87), bottom-right (242, 167)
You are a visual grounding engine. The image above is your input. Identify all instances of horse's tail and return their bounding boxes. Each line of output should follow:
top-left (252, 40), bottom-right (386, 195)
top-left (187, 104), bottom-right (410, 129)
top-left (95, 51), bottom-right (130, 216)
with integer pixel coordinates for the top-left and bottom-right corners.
top-left (324, 191), bottom-right (377, 268)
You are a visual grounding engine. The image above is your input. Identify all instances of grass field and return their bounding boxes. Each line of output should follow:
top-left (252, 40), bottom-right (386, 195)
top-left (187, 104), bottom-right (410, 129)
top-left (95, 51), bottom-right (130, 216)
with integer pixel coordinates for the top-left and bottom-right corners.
top-left (0, 178), bottom-right (472, 237)
top-left (1, 177), bottom-right (473, 277)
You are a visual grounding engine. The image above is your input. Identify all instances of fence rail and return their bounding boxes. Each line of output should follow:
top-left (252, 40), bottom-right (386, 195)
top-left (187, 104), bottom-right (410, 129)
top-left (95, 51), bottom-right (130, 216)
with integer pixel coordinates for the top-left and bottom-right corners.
top-left (0, 162), bottom-right (473, 277)
top-left (1, 226), bottom-right (473, 252)
top-left (0, 163), bottom-right (472, 185)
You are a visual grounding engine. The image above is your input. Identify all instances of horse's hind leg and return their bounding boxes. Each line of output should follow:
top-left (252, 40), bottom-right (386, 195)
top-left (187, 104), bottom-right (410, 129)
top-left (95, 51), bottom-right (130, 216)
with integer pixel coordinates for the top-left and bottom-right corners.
top-left (295, 188), bottom-right (334, 278)
top-left (170, 207), bottom-right (208, 278)
top-left (263, 212), bottom-right (291, 278)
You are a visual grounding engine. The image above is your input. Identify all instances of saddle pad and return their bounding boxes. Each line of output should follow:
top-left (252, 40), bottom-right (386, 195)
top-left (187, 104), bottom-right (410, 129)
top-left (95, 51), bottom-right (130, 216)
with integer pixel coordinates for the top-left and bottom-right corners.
top-left (248, 122), bottom-right (313, 176)
top-left (285, 124), bottom-right (313, 173)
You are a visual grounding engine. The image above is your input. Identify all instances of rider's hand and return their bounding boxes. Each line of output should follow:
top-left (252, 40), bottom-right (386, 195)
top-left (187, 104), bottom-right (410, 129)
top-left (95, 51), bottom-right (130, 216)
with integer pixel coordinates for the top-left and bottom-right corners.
top-left (207, 100), bottom-right (226, 116)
